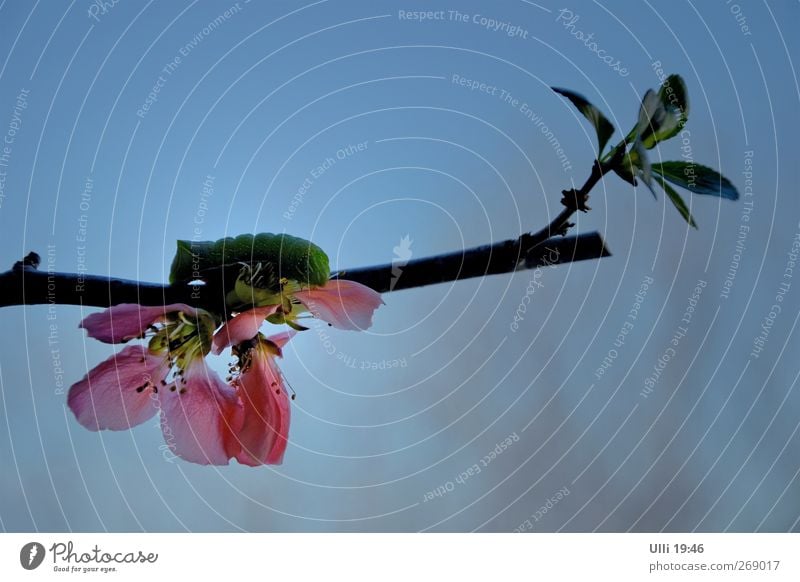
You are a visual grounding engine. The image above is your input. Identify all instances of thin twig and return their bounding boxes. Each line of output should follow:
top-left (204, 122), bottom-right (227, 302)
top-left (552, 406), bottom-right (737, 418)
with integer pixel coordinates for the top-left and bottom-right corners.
top-left (0, 157), bottom-right (621, 311)
top-left (0, 233), bottom-right (610, 310)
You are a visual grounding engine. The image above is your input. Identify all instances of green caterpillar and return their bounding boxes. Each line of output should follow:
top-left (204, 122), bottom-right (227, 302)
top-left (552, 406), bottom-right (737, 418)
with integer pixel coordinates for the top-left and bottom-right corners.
top-left (169, 233), bottom-right (330, 289)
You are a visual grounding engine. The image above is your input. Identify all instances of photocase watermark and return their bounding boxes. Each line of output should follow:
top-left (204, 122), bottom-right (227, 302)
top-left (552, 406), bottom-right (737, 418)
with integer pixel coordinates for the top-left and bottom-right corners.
top-left (61, 178), bottom-right (91, 401)
top-left (556, 8), bottom-right (629, 77)
top-left (677, 129), bottom-right (695, 187)
top-left (19, 542), bottom-right (46, 570)
top-left (0, 88), bottom-right (30, 209)
top-left (510, 247), bottom-right (560, 332)
top-left (337, 354), bottom-right (408, 371)
top-left (143, 387), bottom-right (181, 464)
top-left (720, 150), bottom-right (754, 300)
top-left (191, 175), bottom-right (215, 236)
top-left (136, 3), bottom-right (247, 119)
top-left (451, 73), bottom-right (500, 97)
top-left (45, 245), bottom-right (66, 395)
top-left (516, 101), bottom-right (573, 171)
top-left (652, 61), bottom-right (688, 119)
top-left (177, 1), bottom-right (249, 58)
top-left (47, 540), bottom-right (158, 574)
top-left (189, 174), bottom-right (215, 299)
top-left (390, 234), bottom-right (413, 291)
top-left (594, 274), bottom-right (654, 380)
top-left (750, 220), bottom-right (800, 360)
top-left (656, 60), bottom-right (695, 187)
top-left (397, 9), bottom-right (447, 22)
top-left (448, 10), bottom-right (529, 39)
top-left (87, 0), bottom-right (122, 23)
top-left (308, 317), bottom-right (407, 371)
top-left (398, 9), bottom-right (529, 39)
top-left (641, 279), bottom-right (706, 398)
top-left (422, 432), bottom-right (519, 502)
top-left (451, 74), bottom-right (573, 172)
top-left (283, 141), bottom-right (369, 220)
top-left (75, 176), bottom-right (93, 294)
top-left (513, 486), bottom-right (571, 531)
top-left (725, 0), bottom-right (752, 36)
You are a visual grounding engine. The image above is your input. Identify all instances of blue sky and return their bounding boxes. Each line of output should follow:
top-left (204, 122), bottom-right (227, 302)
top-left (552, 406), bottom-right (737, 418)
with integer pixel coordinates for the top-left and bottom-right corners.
top-left (0, 0), bottom-right (799, 532)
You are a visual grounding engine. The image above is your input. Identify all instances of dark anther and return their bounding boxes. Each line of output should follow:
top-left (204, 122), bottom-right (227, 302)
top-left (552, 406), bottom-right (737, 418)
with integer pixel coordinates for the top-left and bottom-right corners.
top-left (179, 388), bottom-right (187, 395)
top-left (135, 384), bottom-right (146, 393)
top-left (168, 330), bottom-right (198, 351)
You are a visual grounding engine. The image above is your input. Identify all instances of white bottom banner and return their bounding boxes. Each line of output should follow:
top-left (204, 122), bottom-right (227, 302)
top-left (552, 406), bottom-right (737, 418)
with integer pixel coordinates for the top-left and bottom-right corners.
top-left (1, 533), bottom-right (797, 580)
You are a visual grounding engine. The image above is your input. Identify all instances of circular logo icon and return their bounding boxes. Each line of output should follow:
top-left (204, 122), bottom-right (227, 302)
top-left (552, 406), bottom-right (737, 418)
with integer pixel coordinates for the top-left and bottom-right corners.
top-left (19, 542), bottom-right (46, 570)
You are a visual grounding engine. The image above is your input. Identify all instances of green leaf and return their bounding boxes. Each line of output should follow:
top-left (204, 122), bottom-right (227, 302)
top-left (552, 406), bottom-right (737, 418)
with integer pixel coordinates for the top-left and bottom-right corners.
top-left (655, 172), bottom-right (697, 228)
top-left (169, 240), bottom-right (196, 284)
top-left (652, 161), bottom-right (739, 200)
top-left (636, 90), bottom-right (660, 138)
top-left (641, 74), bottom-right (689, 149)
top-left (169, 233), bottom-right (331, 286)
top-left (613, 163), bottom-right (638, 186)
top-left (552, 87), bottom-right (615, 155)
top-left (615, 144), bottom-right (657, 196)
top-left (632, 140), bottom-right (654, 195)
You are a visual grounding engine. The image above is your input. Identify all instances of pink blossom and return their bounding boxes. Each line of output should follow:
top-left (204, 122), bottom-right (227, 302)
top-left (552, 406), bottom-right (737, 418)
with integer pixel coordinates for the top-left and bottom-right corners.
top-left (68, 275), bottom-right (384, 467)
top-left (69, 303), bottom-right (244, 465)
top-left (211, 305), bottom-right (278, 355)
top-left (68, 344), bottom-right (167, 431)
top-left (157, 361), bottom-right (243, 465)
top-left (80, 303), bottom-right (200, 343)
top-left (292, 279), bottom-right (384, 330)
top-left (233, 331), bottom-right (295, 466)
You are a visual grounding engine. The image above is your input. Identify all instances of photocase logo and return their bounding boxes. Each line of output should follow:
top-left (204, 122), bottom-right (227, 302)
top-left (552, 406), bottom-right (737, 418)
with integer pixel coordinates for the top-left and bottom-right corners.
top-left (390, 235), bottom-right (413, 291)
top-left (19, 542), bottom-right (46, 570)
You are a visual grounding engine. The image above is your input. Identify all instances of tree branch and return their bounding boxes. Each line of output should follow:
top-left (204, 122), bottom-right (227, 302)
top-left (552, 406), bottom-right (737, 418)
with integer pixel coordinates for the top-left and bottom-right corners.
top-left (0, 155), bottom-right (625, 311)
top-left (333, 232), bottom-right (609, 293)
top-left (0, 233), bottom-right (609, 310)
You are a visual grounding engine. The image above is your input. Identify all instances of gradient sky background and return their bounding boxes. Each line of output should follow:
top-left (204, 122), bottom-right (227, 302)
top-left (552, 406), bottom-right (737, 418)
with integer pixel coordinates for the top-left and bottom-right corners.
top-left (0, 0), bottom-right (799, 532)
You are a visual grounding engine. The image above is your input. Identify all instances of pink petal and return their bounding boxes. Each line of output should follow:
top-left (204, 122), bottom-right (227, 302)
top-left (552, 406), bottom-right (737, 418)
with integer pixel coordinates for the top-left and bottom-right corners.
top-left (235, 343), bottom-right (290, 466)
top-left (67, 345), bottom-right (165, 431)
top-left (212, 305), bottom-right (279, 355)
top-left (293, 280), bottom-right (384, 331)
top-left (80, 303), bottom-right (200, 344)
top-left (158, 362), bottom-right (243, 465)
top-left (263, 330), bottom-right (296, 356)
